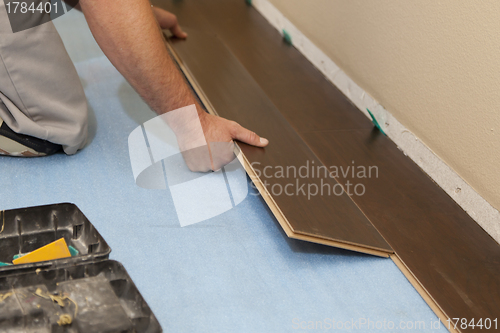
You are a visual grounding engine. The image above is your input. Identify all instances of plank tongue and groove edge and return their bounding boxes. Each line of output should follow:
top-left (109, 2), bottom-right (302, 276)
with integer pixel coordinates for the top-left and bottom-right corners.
top-left (164, 30), bottom-right (392, 257)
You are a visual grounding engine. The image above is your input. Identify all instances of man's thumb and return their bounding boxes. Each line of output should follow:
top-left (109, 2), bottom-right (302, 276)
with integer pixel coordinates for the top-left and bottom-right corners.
top-left (171, 25), bottom-right (188, 39)
top-left (233, 123), bottom-right (269, 147)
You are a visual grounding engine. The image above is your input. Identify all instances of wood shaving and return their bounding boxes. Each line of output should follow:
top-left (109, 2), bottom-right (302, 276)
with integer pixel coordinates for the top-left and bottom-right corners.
top-left (34, 288), bottom-right (78, 317)
top-left (0, 292), bottom-right (13, 302)
top-left (0, 210), bottom-right (4, 235)
top-left (34, 288), bottom-right (50, 300)
top-left (57, 314), bottom-right (72, 326)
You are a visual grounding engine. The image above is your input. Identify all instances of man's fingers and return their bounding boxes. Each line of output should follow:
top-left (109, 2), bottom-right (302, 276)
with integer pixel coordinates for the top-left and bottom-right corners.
top-left (153, 8), bottom-right (188, 38)
top-left (180, 146), bottom-right (212, 172)
top-left (231, 122), bottom-right (269, 147)
top-left (210, 141), bottom-right (237, 171)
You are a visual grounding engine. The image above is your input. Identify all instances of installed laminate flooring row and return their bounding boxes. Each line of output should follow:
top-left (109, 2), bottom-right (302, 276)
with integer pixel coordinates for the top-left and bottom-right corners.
top-left (303, 130), bottom-right (500, 325)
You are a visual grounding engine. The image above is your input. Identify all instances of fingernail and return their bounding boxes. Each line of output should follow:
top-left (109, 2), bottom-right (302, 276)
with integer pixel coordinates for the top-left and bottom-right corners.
top-left (260, 137), bottom-right (269, 145)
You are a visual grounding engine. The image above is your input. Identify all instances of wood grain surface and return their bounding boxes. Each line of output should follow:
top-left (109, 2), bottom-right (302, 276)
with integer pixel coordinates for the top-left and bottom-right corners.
top-left (167, 30), bottom-right (392, 256)
top-left (153, 0), bottom-right (374, 134)
top-left (303, 129), bottom-right (500, 328)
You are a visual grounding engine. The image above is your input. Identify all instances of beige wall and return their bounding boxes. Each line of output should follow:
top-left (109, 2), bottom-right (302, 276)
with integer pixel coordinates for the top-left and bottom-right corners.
top-left (269, 0), bottom-right (500, 211)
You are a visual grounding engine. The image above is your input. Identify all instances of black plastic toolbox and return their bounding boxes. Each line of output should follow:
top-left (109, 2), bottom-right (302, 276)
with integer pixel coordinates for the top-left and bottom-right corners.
top-left (0, 203), bottom-right (162, 333)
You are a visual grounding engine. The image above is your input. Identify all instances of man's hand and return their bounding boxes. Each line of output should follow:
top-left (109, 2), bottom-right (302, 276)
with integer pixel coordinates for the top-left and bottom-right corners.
top-left (167, 107), bottom-right (268, 172)
top-left (152, 7), bottom-right (187, 39)
top-left (199, 112), bottom-right (268, 171)
top-left (200, 113), bottom-right (268, 149)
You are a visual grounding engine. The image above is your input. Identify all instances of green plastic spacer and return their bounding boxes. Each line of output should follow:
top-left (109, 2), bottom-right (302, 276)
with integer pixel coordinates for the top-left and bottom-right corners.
top-left (367, 109), bottom-right (386, 135)
top-left (13, 253), bottom-right (25, 260)
top-left (282, 29), bottom-right (292, 45)
top-left (68, 245), bottom-right (79, 257)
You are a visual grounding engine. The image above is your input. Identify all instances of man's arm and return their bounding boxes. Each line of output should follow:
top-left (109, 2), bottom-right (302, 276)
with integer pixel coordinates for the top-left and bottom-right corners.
top-left (78, 0), bottom-right (268, 154)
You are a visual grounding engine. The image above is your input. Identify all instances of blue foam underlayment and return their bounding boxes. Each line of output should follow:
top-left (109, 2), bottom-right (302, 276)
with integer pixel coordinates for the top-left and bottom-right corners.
top-left (0, 10), bottom-right (447, 332)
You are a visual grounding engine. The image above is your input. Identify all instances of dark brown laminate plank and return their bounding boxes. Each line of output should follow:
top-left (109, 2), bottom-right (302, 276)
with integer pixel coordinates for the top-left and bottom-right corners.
top-left (154, 0), bottom-right (373, 133)
top-left (302, 129), bottom-right (500, 330)
top-left (168, 30), bottom-right (392, 255)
